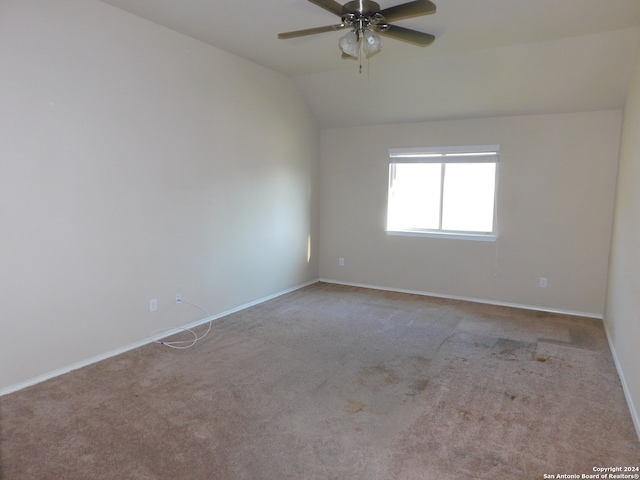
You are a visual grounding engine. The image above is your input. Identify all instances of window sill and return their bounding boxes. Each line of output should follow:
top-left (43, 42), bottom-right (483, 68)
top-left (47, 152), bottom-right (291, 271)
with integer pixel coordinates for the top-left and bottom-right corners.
top-left (386, 230), bottom-right (497, 242)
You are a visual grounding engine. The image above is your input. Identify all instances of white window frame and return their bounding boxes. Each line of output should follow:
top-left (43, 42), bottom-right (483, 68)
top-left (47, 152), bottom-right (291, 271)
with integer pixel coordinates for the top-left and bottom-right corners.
top-left (386, 145), bottom-right (500, 242)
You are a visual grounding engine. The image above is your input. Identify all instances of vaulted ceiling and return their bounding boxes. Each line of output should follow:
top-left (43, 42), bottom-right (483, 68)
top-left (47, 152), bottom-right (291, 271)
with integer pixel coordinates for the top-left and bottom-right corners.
top-left (100, 0), bottom-right (640, 127)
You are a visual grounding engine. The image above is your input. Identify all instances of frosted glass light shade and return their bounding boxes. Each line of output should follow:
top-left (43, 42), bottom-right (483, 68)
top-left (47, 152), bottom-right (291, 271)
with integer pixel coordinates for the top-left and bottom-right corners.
top-left (339, 30), bottom-right (359, 57)
top-left (363, 30), bottom-right (381, 56)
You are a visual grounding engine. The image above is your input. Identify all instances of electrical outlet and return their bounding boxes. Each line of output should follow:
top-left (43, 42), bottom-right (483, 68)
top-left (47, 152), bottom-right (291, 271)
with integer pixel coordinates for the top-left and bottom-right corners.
top-left (175, 293), bottom-right (182, 303)
top-left (150, 298), bottom-right (158, 312)
top-left (539, 277), bottom-right (548, 288)
top-left (339, 258), bottom-right (345, 266)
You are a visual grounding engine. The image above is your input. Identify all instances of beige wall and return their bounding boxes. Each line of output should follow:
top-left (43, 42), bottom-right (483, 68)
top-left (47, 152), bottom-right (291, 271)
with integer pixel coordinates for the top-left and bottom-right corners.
top-left (605, 44), bottom-right (640, 435)
top-left (319, 111), bottom-right (621, 316)
top-left (0, 0), bottom-right (319, 392)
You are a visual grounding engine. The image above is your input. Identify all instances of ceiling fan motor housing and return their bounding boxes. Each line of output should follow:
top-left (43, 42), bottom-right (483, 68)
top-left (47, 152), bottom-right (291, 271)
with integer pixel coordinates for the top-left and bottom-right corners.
top-left (341, 1), bottom-right (386, 30)
top-left (342, 0), bottom-right (381, 14)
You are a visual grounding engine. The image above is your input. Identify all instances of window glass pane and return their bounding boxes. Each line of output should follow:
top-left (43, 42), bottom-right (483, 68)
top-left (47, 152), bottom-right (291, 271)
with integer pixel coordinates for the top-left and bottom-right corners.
top-left (442, 163), bottom-right (496, 232)
top-left (387, 163), bottom-right (441, 230)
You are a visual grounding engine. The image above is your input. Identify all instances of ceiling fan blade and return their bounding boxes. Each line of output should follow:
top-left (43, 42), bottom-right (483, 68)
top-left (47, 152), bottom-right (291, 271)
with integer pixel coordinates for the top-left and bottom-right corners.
top-left (278, 24), bottom-right (347, 39)
top-left (377, 24), bottom-right (435, 46)
top-left (308, 0), bottom-right (345, 16)
top-left (377, 0), bottom-right (436, 22)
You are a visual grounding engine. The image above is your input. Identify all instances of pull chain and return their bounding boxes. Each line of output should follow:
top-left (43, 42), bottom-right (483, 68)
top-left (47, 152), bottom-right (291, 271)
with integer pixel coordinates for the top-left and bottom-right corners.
top-left (358, 29), bottom-right (363, 74)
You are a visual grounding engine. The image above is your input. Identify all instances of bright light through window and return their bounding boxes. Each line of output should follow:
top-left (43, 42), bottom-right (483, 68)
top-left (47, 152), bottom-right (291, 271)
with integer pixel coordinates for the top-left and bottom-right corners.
top-left (442, 163), bottom-right (496, 232)
top-left (387, 163), bottom-right (441, 231)
top-left (387, 146), bottom-right (499, 236)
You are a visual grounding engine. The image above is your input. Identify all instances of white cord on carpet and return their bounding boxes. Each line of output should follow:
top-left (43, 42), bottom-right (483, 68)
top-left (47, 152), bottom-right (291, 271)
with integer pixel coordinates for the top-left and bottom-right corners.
top-left (154, 300), bottom-right (212, 350)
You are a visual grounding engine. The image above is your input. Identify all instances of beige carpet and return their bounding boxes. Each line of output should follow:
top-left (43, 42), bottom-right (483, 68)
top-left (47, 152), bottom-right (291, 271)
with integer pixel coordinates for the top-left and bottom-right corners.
top-left (2, 282), bottom-right (639, 479)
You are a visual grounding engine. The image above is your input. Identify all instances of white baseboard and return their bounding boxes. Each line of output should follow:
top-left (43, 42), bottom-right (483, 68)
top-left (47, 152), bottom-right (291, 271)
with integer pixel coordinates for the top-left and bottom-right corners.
top-left (0, 277), bottom-right (608, 395)
top-left (319, 278), bottom-right (603, 319)
top-left (602, 321), bottom-right (640, 442)
top-left (0, 337), bottom-right (154, 397)
top-left (0, 279), bottom-right (320, 397)
top-left (7, 277), bottom-right (634, 442)
top-left (150, 278), bottom-right (319, 343)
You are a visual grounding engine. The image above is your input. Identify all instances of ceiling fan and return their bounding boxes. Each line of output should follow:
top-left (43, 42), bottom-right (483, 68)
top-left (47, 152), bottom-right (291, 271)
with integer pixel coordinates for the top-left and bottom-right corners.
top-left (278, 0), bottom-right (436, 64)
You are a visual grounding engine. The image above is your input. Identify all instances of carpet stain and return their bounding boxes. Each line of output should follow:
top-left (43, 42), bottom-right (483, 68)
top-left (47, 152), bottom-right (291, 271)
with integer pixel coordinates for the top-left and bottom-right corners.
top-left (343, 399), bottom-right (365, 414)
top-left (406, 379), bottom-right (429, 395)
top-left (359, 365), bottom-right (400, 386)
top-left (491, 338), bottom-right (536, 361)
top-left (537, 323), bottom-right (602, 351)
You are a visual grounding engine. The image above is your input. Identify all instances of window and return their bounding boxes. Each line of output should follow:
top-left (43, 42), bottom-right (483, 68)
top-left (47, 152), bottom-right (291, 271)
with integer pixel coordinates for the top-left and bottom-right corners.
top-left (386, 145), bottom-right (499, 240)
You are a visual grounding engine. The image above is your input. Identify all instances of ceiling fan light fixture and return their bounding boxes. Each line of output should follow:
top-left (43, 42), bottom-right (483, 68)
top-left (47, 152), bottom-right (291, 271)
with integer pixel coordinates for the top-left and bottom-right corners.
top-left (278, 0), bottom-right (437, 68)
top-left (339, 30), bottom-right (360, 57)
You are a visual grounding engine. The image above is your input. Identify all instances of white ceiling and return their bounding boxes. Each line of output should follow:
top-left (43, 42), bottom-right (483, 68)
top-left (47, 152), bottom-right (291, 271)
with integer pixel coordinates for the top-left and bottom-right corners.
top-left (100, 0), bottom-right (640, 127)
